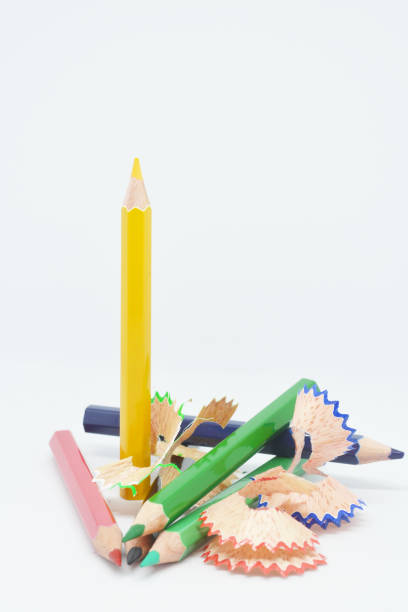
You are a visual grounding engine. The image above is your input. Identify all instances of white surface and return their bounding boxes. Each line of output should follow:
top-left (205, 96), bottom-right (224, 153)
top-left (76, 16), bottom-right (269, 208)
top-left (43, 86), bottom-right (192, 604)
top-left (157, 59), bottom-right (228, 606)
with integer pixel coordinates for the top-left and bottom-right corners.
top-left (1, 1), bottom-right (407, 610)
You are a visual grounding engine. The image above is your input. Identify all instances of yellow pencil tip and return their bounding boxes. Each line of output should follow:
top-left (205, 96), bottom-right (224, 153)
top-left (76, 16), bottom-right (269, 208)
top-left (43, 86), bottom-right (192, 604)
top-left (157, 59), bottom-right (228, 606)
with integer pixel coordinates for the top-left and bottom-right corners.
top-left (131, 158), bottom-right (143, 180)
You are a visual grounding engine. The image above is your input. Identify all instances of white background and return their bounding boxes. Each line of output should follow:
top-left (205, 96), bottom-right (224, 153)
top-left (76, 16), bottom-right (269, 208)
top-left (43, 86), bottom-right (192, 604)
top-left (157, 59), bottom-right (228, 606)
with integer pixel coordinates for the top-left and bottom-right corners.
top-left (1, 1), bottom-right (407, 610)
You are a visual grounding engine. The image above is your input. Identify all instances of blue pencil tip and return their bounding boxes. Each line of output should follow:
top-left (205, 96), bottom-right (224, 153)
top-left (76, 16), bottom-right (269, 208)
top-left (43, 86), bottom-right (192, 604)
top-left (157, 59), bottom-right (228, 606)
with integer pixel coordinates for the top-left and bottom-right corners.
top-left (389, 448), bottom-right (404, 460)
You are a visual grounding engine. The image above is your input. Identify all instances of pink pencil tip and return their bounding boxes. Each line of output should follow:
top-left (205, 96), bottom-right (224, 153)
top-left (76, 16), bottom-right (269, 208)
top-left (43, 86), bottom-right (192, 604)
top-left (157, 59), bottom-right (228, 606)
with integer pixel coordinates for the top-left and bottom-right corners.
top-left (109, 548), bottom-right (122, 567)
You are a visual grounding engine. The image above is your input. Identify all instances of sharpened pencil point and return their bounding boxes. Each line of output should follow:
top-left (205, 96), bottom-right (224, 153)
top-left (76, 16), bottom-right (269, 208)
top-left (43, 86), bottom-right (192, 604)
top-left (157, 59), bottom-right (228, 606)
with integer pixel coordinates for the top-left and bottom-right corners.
top-left (109, 548), bottom-right (122, 567)
top-left (131, 158), bottom-right (143, 180)
top-left (389, 448), bottom-right (404, 460)
top-left (141, 550), bottom-right (160, 567)
top-left (123, 524), bottom-right (145, 541)
top-left (127, 546), bottom-right (142, 565)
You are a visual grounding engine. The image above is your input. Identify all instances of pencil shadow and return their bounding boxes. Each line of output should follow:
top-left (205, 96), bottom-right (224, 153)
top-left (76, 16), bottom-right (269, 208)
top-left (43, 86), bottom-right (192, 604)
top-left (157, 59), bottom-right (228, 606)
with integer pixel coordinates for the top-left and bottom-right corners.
top-left (137, 547), bottom-right (204, 578)
top-left (139, 564), bottom-right (171, 579)
top-left (200, 560), bottom-right (324, 580)
top-left (326, 472), bottom-right (407, 492)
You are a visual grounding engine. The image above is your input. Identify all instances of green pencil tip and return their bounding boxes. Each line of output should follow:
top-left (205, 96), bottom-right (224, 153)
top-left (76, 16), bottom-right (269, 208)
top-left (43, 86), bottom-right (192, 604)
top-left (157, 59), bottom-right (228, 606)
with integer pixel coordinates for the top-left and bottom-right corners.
top-left (123, 524), bottom-right (145, 542)
top-left (141, 550), bottom-right (160, 567)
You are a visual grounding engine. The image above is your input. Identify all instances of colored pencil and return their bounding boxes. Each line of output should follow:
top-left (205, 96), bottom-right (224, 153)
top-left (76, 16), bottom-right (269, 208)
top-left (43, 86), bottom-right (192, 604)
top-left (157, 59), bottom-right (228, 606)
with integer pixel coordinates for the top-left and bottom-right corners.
top-left (123, 378), bottom-right (316, 540)
top-left (139, 456), bottom-right (306, 566)
top-left (345, 434), bottom-right (404, 463)
top-left (121, 158), bottom-right (151, 500)
top-left (125, 534), bottom-right (154, 565)
top-left (83, 404), bottom-right (404, 465)
top-left (49, 430), bottom-right (122, 566)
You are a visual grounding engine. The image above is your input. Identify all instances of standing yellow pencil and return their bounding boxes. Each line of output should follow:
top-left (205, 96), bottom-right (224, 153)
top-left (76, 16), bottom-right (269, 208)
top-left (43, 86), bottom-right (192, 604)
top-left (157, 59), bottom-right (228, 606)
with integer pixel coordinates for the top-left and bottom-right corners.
top-left (120, 158), bottom-right (151, 500)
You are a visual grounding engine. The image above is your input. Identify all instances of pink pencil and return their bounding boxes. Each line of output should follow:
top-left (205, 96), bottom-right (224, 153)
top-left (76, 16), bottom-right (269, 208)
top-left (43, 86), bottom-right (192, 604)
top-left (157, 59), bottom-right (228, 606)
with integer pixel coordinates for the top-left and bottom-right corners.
top-left (50, 430), bottom-right (122, 566)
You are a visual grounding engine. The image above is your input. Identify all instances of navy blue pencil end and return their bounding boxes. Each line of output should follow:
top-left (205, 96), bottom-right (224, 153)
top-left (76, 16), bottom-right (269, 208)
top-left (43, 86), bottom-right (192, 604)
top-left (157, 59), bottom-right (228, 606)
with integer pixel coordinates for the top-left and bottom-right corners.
top-left (389, 448), bottom-right (404, 460)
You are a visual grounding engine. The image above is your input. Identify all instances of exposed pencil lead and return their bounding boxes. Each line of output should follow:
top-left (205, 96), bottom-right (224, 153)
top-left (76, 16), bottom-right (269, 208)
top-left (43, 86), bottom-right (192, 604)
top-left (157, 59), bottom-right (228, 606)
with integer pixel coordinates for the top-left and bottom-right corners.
top-left (109, 549), bottom-right (122, 567)
top-left (141, 550), bottom-right (160, 567)
top-left (127, 546), bottom-right (142, 565)
top-left (131, 158), bottom-right (143, 180)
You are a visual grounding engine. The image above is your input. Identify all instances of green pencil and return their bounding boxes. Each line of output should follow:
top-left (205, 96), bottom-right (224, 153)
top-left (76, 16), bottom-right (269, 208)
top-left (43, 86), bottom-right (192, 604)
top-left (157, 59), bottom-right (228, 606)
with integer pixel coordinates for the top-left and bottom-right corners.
top-left (123, 378), bottom-right (317, 541)
top-left (138, 456), bottom-right (306, 566)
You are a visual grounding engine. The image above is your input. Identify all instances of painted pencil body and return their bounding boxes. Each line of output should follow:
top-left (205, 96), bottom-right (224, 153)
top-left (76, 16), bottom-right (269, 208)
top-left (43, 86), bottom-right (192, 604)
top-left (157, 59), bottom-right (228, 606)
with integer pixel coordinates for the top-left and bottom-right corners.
top-left (140, 456), bottom-right (305, 566)
top-left (123, 378), bottom-right (317, 540)
top-left (49, 430), bottom-right (122, 566)
top-left (120, 159), bottom-right (151, 500)
top-left (83, 404), bottom-right (404, 465)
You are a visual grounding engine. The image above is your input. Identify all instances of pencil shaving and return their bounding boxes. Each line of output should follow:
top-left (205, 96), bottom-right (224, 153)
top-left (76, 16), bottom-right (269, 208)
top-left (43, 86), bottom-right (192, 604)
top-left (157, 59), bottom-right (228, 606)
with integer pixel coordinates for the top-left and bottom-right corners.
top-left (240, 468), bottom-right (365, 529)
top-left (289, 476), bottom-right (366, 528)
top-left (240, 467), bottom-right (316, 498)
top-left (202, 539), bottom-right (326, 576)
top-left (200, 492), bottom-right (319, 552)
top-left (94, 394), bottom-right (182, 490)
top-left (173, 446), bottom-right (205, 461)
top-left (240, 467), bottom-right (365, 528)
top-left (200, 476), bottom-right (326, 577)
top-left (158, 446), bottom-right (204, 488)
top-left (150, 394), bottom-right (182, 456)
top-left (196, 397), bottom-right (237, 429)
top-left (93, 456), bottom-right (153, 489)
top-left (94, 396), bottom-right (238, 493)
top-left (169, 397), bottom-right (237, 453)
top-left (289, 386), bottom-right (357, 474)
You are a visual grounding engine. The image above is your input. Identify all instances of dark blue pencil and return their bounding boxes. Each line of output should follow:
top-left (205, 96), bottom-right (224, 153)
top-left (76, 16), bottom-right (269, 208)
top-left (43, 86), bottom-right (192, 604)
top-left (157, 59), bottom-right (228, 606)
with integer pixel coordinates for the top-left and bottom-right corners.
top-left (83, 404), bottom-right (403, 465)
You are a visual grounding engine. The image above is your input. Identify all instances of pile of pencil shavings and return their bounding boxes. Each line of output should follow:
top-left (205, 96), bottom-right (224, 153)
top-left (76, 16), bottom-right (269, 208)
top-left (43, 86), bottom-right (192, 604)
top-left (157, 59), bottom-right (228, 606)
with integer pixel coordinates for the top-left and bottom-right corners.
top-left (94, 385), bottom-right (371, 576)
top-left (200, 467), bottom-right (363, 576)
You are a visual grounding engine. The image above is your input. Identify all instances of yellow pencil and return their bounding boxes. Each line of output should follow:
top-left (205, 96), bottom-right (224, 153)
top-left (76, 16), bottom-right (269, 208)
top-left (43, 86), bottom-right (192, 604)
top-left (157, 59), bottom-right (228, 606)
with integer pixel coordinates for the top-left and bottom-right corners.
top-left (120, 158), bottom-right (151, 500)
